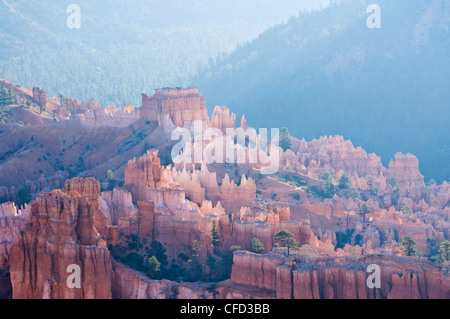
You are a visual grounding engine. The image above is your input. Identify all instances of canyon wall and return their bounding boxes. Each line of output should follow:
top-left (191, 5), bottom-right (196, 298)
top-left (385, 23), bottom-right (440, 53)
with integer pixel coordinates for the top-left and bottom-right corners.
top-left (231, 251), bottom-right (450, 299)
top-left (9, 179), bottom-right (113, 299)
top-left (142, 88), bottom-right (209, 130)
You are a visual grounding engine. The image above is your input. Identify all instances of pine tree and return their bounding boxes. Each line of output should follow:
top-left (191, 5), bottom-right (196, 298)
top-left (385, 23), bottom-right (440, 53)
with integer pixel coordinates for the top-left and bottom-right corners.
top-left (402, 236), bottom-right (418, 257)
top-left (191, 240), bottom-right (202, 281)
top-left (391, 187), bottom-right (401, 207)
top-left (321, 172), bottom-right (336, 198)
top-left (191, 240), bottom-right (201, 262)
top-left (358, 204), bottom-right (371, 224)
top-left (250, 238), bottom-right (265, 254)
top-left (211, 220), bottom-right (221, 253)
top-left (339, 173), bottom-right (350, 189)
top-left (274, 230), bottom-right (299, 256)
top-left (439, 240), bottom-right (450, 262)
top-left (279, 127), bottom-right (292, 151)
top-left (0, 89), bottom-right (7, 107)
top-left (147, 256), bottom-right (161, 279)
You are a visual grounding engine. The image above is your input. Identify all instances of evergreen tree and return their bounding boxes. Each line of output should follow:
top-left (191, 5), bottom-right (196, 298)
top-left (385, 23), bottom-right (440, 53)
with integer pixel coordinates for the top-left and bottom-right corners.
top-left (439, 240), bottom-right (450, 262)
top-left (279, 127), bottom-right (292, 151)
top-left (391, 187), bottom-right (401, 207)
top-left (147, 256), bottom-right (161, 279)
top-left (106, 169), bottom-right (116, 190)
top-left (426, 238), bottom-right (439, 259)
top-left (339, 173), bottom-right (350, 189)
top-left (388, 178), bottom-right (399, 188)
top-left (191, 240), bottom-right (201, 262)
top-left (402, 236), bottom-right (418, 257)
top-left (348, 189), bottom-right (361, 199)
top-left (211, 220), bottom-right (221, 253)
top-left (250, 238), bottom-right (265, 254)
top-left (191, 240), bottom-right (202, 281)
top-left (358, 203), bottom-right (371, 224)
top-left (274, 230), bottom-right (299, 256)
top-left (230, 245), bottom-right (241, 252)
top-left (321, 172), bottom-right (336, 198)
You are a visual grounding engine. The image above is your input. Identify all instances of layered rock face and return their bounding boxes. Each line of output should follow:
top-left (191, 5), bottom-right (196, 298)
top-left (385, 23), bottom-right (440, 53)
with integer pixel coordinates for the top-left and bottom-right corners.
top-left (211, 106), bottom-right (236, 134)
top-left (289, 136), bottom-right (387, 191)
top-left (120, 151), bottom-right (294, 262)
top-left (80, 104), bottom-right (141, 127)
top-left (0, 202), bottom-right (29, 299)
top-left (112, 260), bottom-right (276, 299)
top-left (0, 203), bottom-right (29, 270)
top-left (0, 173), bottom-right (67, 204)
top-left (100, 188), bottom-right (138, 226)
top-left (283, 136), bottom-right (427, 200)
top-left (125, 151), bottom-right (166, 189)
top-left (142, 88), bottom-right (210, 129)
top-left (122, 151), bottom-right (227, 261)
top-left (171, 164), bottom-right (256, 212)
top-left (231, 251), bottom-right (450, 299)
top-left (9, 179), bottom-right (113, 299)
top-left (387, 153), bottom-right (424, 186)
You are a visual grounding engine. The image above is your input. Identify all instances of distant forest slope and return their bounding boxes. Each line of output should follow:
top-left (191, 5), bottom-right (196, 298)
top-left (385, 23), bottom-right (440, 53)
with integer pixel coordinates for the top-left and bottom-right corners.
top-left (0, 0), bottom-right (326, 107)
top-left (196, 0), bottom-right (450, 183)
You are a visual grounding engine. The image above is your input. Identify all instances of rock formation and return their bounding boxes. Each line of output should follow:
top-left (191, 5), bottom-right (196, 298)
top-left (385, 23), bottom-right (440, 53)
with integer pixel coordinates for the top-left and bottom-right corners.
top-left (1, 80), bottom-right (450, 300)
top-left (9, 179), bottom-right (113, 299)
top-left (211, 106), bottom-right (236, 134)
top-left (141, 88), bottom-right (210, 130)
top-left (80, 104), bottom-right (141, 127)
top-left (231, 251), bottom-right (450, 299)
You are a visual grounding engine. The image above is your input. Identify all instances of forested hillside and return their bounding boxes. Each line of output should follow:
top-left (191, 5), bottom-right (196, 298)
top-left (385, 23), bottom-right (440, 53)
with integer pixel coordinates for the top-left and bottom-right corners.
top-left (196, 0), bottom-right (450, 183)
top-left (0, 0), bottom-right (326, 107)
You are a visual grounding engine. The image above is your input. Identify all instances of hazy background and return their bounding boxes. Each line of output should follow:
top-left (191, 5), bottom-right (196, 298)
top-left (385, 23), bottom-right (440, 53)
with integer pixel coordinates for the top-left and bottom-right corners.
top-left (0, 0), bottom-right (329, 106)
top-left (1, 0), bottom-right (449, 183)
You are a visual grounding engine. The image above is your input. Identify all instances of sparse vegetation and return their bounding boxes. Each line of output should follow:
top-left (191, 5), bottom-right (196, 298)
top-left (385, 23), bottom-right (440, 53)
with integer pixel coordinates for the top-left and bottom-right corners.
top-left (279, 127), bottom-right (292, 151)
top-left (320, 172), bottom-right (336, 199)
top-left (358, 204), bottom-right (371, 224)
top-left (402, 236), bottom-right (419, 257)
top-left (391, 187), bottom-right (401, 207)
top-left (339, 173), bottom-right (350, 189)
top-left (401, 205), bottom-right (413, 215)
top-left (250, 238), bottom-right (265, 254)
top-left (211, 220), bottom-right (221, 253)
top-left (439, 240), bottom-right (450, 262)
top-left (147, 256), bottom-right (161, 279)
top-left (106, 169), bottom-right (116, 191)
top-left (388, 178), bottom-right (399, 188)
top-left (348, 189), bottom-right (361, 200)
top-left (274, 230), bottom-right (299, 256)
top-left (273, 173), bottom-right (306, 188)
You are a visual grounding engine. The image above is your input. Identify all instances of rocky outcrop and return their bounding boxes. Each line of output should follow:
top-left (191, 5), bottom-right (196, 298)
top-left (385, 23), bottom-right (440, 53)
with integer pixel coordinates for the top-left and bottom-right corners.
top-left (172, 166), bottom-right (257, 212)
top-left (112, 260), bottom-right (237, 299)
top-left (100, 188), bottom-right (138, 226)
top-left (31, 87), bottom-right (47, 108)
top-left (387, 153), bottom-right (424, 187)
top-left (80, 104), bottom-right (141, 127)
top-left (125, 151), bottom-right (169, 190)
top-left (0, 201), bottom-right (29, 298)
top-left (231, 251), bottom-right (450, 299)
top-left (112, 260), bottom-right (275, 299)
top-left (211, 106), bottom-right (236, 134)
top-left (141, 88), bottom-right (209, 130)
top-left (219, 174), bottom-right (256, 212)
top-left (291, 136), bottom-right (387, 192)
top-left (9, 180), bottom-right (113, 299)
